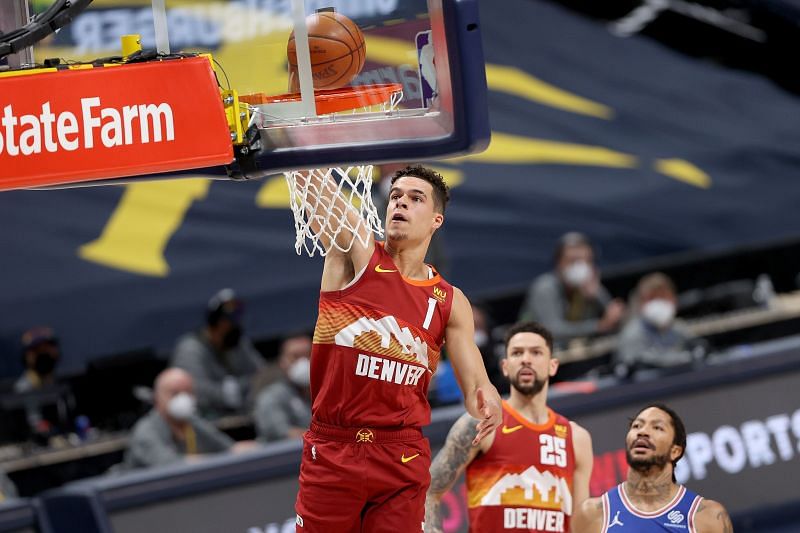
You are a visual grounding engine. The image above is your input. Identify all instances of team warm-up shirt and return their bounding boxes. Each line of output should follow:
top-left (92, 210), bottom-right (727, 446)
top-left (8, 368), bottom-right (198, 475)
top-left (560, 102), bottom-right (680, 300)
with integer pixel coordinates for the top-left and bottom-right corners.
top-left (311, 242), bottom-right (453, 428)
top-left (467, 401), bottom-right (576, 532)
top-left (601, 484), bottom-right (702, 532)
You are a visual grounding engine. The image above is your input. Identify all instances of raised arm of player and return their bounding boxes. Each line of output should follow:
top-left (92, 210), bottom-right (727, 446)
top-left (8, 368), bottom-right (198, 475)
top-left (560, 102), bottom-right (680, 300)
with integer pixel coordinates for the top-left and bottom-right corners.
top-left (293, 170), bottom-right (375, 291)
top-left (693, 499), bottom-right (734, 533)
top-left (570, 422), bottom-right (594, 510)
top-left (425, 413), bottom-right (483, 533)
top-left (444, 288), bottom-right (502, 445)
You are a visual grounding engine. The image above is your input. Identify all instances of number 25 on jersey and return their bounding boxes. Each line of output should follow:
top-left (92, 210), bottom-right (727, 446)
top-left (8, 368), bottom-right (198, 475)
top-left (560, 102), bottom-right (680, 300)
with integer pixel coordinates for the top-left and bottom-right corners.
top-left (540, 434), bottom-right (567, 467)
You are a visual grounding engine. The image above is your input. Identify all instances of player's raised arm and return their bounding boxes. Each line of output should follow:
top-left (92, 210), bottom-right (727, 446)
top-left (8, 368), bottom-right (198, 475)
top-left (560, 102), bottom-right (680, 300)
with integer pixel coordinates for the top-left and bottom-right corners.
top-left (444, 288), bottom-right (502, 445)
top-left (425, 413), bottom-right (483, 533)
top-left (292, 168), bottom-right (375, 257)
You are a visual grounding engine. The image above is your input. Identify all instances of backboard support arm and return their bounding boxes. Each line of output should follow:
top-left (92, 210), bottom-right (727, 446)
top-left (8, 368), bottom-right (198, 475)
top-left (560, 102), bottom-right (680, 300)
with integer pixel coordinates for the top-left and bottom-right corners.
top-left (0, 0), bottom-right (33, 68)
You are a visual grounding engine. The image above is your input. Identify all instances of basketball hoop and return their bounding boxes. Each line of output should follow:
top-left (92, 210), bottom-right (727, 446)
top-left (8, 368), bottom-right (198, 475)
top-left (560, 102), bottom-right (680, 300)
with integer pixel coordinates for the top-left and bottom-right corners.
top-left (242, 83), bottom-right (404, 124)
top-left (285, 166), bottom-right (384, 257)
top-left (273, 84), bottom-right (403, 257)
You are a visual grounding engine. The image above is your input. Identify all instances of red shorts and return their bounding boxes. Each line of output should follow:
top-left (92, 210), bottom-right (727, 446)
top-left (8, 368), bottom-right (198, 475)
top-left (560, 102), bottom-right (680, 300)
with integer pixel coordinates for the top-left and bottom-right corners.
top-left (295, 420), bottom-right (431, 533)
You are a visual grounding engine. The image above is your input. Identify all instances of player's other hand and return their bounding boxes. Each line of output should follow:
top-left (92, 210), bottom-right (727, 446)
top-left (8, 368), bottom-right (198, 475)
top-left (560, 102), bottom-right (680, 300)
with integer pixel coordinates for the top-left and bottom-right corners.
top-left (472, 386), bottom-right (502, 446)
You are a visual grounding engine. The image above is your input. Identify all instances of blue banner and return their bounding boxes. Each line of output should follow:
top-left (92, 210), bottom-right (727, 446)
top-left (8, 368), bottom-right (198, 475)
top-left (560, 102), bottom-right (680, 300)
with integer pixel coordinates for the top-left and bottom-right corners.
top-left (3, 0), bottom-right (800, 377)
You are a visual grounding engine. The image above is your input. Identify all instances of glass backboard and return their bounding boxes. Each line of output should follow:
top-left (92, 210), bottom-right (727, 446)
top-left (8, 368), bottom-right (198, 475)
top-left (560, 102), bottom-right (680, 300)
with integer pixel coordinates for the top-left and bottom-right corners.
top-left (6, 0), bottom-right (489, 186)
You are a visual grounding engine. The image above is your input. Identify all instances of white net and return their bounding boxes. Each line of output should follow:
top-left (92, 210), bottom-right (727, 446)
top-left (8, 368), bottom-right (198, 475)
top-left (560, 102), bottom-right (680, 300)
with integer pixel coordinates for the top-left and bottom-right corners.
top-left (284, 165), bottom-right (384, 257)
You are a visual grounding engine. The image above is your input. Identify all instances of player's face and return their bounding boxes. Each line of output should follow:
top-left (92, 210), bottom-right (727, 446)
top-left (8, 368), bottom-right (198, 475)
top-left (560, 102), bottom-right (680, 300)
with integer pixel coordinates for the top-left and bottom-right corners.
top-left (386, 176), bottom-right (443, 242)
top-left (502, 332), bottom-right (558, 397)
top-left (625, 407), bottom-right (682, 471)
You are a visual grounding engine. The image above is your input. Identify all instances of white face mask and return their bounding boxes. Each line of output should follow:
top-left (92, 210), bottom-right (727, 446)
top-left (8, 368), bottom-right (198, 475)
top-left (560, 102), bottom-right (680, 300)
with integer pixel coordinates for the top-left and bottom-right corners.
top-left (641, 299), bottom-right (676, 329)
top-left (474, 330), bottom-right (489, 348)
top-left (563, 261), bottom-right (592, 287)
top-left (166, 392), bottom-right (196, 421)
top-left (287, 358), bottom-right (311, 387)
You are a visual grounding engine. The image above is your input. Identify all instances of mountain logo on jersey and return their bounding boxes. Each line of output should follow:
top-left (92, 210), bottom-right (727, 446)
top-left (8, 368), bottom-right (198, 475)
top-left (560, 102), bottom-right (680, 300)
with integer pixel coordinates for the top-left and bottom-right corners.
top-left (335, 315), bottom-right (429, 367)
top-left (555, 424), bottom-right (569, 439)
top-left (474, 465), bottom-right (573, 514)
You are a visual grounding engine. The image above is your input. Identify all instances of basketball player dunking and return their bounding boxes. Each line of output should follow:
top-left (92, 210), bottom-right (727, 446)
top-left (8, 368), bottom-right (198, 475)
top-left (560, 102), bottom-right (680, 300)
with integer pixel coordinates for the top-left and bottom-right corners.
top-left (293, 165), bottom-right (503, 532)
top-left (573, 404), bottom-right (733, 533)
top-left (425, 321), bottom-right (594, 533)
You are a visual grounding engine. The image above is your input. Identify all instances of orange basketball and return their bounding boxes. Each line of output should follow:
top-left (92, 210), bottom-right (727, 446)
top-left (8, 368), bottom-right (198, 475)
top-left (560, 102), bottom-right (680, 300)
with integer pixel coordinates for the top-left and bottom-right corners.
top-left (287, 11), bottom-right (366, 91)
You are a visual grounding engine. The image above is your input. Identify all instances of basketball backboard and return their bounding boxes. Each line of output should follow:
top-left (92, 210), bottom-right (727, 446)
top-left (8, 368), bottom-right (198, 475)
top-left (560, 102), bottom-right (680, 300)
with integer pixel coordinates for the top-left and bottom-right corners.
top-left (3, 0), bottom-right (489, 188)
top-left (222, 0), bottom-right (491, 178)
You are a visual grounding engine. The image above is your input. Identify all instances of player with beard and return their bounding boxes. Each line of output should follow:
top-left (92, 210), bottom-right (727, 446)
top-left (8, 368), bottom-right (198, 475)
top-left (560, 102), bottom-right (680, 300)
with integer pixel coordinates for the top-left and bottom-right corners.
top-left (573, 404), bottom-right (733, 532)
top-left (425, 321), bottom-right (593, 532)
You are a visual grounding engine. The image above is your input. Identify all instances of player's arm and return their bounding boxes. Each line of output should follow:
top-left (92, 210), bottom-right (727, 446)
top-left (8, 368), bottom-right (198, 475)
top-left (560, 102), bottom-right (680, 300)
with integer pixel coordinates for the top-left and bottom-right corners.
top-left (444, 288), bottom-right (502, 445)
top-left (693, 499), bottom-right (734, 533)
top-left (571, 496), bottom-right (604, 533)
top-left (570, 421), bottom-right (594, 508)
top-left (294, 169), bottom-right (375, 289)
top-left (425, 413), bottom-right (483, 533)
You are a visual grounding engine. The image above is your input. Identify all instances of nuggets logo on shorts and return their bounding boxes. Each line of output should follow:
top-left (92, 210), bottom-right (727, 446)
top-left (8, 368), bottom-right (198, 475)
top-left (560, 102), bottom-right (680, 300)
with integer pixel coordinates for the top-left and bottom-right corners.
top-left (356, 429), bottom-right (375, 443)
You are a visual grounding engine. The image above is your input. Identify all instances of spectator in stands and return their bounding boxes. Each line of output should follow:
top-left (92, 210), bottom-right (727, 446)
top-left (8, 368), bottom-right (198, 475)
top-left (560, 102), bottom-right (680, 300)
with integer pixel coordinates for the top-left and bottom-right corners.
top-left (253, 334), bottom-right (312, 441)
top-left (518, 232), bottom-right (625, 347)
top-left (15, 326), bottom-right (61, 393)
top-left (0, 468), bottom-right (17, 501)
top-left (615, 273), bottom-right (698, 376)
top-left (124, 368), bottom-right (240, 469)
top-left (171, 289), bottom-right (264, 417)
top-left (14, 326), bottom-right (75, 442)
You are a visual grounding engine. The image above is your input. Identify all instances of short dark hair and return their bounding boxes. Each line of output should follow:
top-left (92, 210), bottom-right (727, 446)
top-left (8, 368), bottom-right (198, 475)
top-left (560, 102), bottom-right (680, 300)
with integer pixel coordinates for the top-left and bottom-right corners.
top-left (503, 321), bottom-right (554, 356)
top-left (390, 165), bottom-right (450, 214)
top-left (630, 403), bottom-right (687, 480)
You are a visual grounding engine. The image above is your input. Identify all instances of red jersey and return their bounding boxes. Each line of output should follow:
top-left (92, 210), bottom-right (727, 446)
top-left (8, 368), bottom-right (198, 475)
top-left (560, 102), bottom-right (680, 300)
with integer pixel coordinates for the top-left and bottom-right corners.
top-left (310, 242), bottom-right (453, 428)
top-left (466, 401), bottom-right (576, 532)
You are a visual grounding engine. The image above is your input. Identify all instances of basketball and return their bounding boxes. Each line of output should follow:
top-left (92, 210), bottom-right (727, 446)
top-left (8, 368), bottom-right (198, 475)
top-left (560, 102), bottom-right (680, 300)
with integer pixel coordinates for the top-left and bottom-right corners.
top-left (287, 11), bottom-right (367, 91)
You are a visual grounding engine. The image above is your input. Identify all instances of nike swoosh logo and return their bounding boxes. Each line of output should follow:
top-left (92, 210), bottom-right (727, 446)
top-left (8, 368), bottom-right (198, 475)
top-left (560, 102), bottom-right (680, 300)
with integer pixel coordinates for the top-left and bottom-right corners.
top-left (375, 265), bottom-right (398, 273)
top-left (501, 425), bottom-right (523, 434)
top-left (401, 453), bottom-right (420, 463)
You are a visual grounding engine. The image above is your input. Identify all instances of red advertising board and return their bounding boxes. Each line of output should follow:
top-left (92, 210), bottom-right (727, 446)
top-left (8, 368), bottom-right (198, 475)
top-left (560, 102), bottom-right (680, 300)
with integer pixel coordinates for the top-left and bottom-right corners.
top-left (0, 57), bottom-right (232, 190)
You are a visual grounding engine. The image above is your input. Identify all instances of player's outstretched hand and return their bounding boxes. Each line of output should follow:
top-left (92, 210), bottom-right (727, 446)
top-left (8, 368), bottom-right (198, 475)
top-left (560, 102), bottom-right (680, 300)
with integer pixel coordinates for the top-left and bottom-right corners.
top-left (472, 386), bottom-right (502, 446)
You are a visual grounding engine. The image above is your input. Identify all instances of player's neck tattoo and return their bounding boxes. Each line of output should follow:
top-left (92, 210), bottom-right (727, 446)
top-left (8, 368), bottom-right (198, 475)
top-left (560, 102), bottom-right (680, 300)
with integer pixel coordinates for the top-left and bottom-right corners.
top-left (625, 469), bottom-right (676, 502)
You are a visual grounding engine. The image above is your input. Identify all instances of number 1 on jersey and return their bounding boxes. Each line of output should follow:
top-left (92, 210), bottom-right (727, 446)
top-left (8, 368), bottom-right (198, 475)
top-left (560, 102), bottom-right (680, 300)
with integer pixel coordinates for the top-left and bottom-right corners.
top-left (423, 297), bottom-right (436, 330)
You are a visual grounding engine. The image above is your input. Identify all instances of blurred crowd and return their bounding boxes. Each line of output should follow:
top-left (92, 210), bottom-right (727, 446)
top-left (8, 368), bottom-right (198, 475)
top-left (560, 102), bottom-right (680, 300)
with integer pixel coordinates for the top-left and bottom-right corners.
top-left (0, 229), bottom-right (782, 500)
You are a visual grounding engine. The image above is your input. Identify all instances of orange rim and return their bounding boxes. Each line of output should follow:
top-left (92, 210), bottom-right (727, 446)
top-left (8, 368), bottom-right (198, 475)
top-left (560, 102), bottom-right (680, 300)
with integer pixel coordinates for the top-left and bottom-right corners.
top-left (251, 83), bottom-right (402, 115)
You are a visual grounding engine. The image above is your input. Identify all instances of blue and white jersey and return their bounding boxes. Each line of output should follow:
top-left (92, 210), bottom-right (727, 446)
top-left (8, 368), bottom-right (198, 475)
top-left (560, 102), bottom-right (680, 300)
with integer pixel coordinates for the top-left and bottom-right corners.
top-left (601, 484), bottom-right (702, 532)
